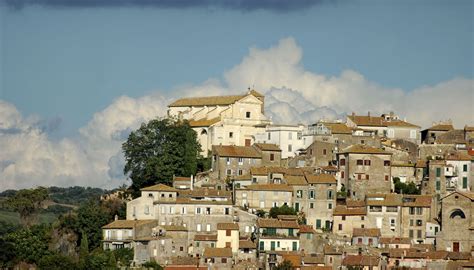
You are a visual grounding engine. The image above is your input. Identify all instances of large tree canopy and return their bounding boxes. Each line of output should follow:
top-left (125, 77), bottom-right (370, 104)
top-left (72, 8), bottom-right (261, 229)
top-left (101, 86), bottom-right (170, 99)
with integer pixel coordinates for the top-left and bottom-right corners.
top-left (122, 118), bottom-right (201, 195)
top-left (5, 187), bottom-right (49, 227)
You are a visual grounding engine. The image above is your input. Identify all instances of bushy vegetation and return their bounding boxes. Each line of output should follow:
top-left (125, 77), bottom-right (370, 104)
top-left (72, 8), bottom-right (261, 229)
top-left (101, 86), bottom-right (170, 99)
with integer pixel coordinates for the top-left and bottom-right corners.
top-left (393, 178), bottom-right (421, 195)
top-left (269, 204), bottom-right (297, 218)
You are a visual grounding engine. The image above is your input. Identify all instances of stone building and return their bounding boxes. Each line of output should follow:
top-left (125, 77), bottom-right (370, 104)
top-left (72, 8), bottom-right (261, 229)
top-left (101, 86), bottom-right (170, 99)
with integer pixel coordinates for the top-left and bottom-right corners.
top-left (421, 123), bottom-right (454, 144)
top-left (234, 184), bottom-right (293, 211)
top-left (216, 223), bottom-right (239, 253)
top-left (254, 124), bottom-right (306, 159)
top-left (400, 195), bottom-right (435, 244)
top-left (333, 200), bottom-right (367, 237)
top-left (102, 219), bottom-right (158, 251)
top-left (365, 194), bottom-right (402, 238)
top-left (437, 191), bottom-right (474, 252)
top-left (337, 145), bottom-right (392, 199)
top-left (351, 228), bottom-right (381, 247)
top-left (305, 140), bottom-right (337, 167)
top-left (168, 90), bottom-right (271, 156)
top-left (445, 152), bottom-right (472, 192)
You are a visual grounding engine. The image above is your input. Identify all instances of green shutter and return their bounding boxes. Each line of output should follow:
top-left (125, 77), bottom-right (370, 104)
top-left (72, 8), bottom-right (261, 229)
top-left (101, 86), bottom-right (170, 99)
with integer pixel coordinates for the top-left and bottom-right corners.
top-left (436, 168), bottom-right (441, 177)
top-left (464, 164), bottom-right (468, 172)
top-left (259, 241), bottom-right (264, 250)
top-left (316, 219), bottom-right (321, 229)
top-left (288, 228), bottom-right (294, 236)
top-left (295, 202), bottom-right (299, 212)
top-left (436, 181), bottom-right (441, 191)
top-left (463, 177), bottom-right (468, 189)
top-left (292, 241), bottom-right (298, 251)
top-left (270, 241), bottom-right (275, 251)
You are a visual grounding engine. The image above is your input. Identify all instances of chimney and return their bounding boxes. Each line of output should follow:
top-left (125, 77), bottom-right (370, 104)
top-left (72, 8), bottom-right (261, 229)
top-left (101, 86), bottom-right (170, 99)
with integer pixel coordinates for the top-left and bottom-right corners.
top-left (368, 111), bottom-right (371, 118)
top-left (190, 175), bottom-right (194, 190)
top-left (114, 214), bottom-right (118, 221)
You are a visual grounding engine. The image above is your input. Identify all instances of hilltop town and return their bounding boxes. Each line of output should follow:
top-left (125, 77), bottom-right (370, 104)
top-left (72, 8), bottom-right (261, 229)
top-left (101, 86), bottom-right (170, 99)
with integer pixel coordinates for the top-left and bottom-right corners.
top-left (102, 90), bottom-right (474, 270)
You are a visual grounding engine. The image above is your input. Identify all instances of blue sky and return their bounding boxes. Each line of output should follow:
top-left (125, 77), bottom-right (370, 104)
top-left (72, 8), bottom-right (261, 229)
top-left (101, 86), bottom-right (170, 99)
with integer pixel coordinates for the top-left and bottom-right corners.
top-left (1, 0), bottom-right (472, 138)
top-left (0, 0), bottom-right (473, 190)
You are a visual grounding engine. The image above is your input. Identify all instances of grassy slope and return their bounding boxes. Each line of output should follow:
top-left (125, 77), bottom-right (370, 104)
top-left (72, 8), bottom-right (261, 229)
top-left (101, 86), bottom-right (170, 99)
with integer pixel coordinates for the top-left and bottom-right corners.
top-left (0, 210), bottom-right (58, 225)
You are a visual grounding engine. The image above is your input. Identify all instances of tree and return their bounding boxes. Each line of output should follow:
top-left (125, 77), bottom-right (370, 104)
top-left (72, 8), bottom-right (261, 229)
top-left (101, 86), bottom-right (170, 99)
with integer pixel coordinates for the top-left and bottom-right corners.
top-left (37, 253), bottom-right (77, 270)
top-left (5, 187), bottom-right (49, 227)
top-left (122, 118), bottom-right (201, 196)
top-left (255, 209), bottom-right (266, 218)
top-left (274, 260), bottom-right (293, 270)
top-left (269, 205), bottom-right (297, 218)
top-left (393, 178), bottom-right (420, 195)
top-left (6, 224), bottom-right (51, 264)
top-left (79, 231), bottom-right (89, 259)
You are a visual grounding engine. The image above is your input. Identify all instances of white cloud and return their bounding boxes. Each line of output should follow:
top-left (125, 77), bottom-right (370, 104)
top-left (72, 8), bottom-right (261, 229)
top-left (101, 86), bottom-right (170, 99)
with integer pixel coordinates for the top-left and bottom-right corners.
top-left (1, 37), bottom-right (472, 190)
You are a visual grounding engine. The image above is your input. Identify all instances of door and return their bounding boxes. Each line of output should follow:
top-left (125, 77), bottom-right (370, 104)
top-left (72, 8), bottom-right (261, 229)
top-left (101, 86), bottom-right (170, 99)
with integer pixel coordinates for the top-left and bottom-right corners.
top-left (294, 202), bottom-right (300, 212)
top-left (453, 242), bottom-right (460, 252)
top-left (270, 241), bottom-right (276, 251)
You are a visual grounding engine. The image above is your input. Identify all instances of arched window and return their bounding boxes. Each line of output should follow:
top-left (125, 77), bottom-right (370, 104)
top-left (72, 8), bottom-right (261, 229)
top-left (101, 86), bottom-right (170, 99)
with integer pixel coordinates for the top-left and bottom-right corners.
top-left (201, 129), bottom-right (207, 135)
top-left (450, 209), bottom-right (466, 219)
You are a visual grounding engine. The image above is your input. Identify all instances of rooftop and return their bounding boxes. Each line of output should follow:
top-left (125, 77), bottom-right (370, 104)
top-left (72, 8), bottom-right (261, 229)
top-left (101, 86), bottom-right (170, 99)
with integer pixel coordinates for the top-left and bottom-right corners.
top-left (213, 145), bottom-right (261, 158)
top-left (141, 184), bottom-right (178, 192)
top-left (340, 144), bottom-right (391, 155)
top-left (254, 143), bottom-right (282, 152)
top-left (203, 247), bottom-right (233, 258)
top-left (353, 228), bottom-right (381, 237)
top-left (217, 223), bottom-right (239, 230)
top-left (102, 219), bottom-right (157, 229)
top-left (169, 90), bottom-right (263, 107)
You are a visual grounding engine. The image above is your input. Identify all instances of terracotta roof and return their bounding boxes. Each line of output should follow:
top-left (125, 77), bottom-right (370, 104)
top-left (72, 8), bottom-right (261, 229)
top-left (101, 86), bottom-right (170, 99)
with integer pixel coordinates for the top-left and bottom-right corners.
top-left (346, 200), bottom-right (366, 208)
top-left (250, 166), bottom-right (269, 175)
top-left (323, 245), bottom-right (343, 255)
top-left (465, 126), bottom-right (474, 132)
top-left (169, 95), bottom-right (244, 107)
top-left (257, 218), bottom-right (300, 229)
top-left (323, 122), bottom-right (353, 134)
top-left (254, 143), bottom-right (282, 152)
top-left (277, 215), bottom-right (298, 220)
top-left (402, 195), bottom-right (432, 207)
top-left (415, 160), bottom-right (427, 168)
top-left (366, 193), bottom-right (402, 206)
top-left (304, 173), bottom-right (336, 184)
top-left (248, 89), bottom-right (264, 97)
top-left (217, 223), bottom-right (239, 230)
top-left (342, 255), bottom-right (380, 266)
top-left (281, 254), bottom-right (302, 267)
top-left (353, 228), bottom-right (381, 237)
top-left (333, 205), bottom-right (366, 216)
top-left (232, 174), bottom-right (252, 180)
top-left (170, 256), bottom-right (200, 266)
top-left (285, 175), bottom-right (308, 186)
top-left (173, 176), bottom-right (191, 182)
top-left (203, 247), bottom-right (232, 258)
top-left (239, 240), bottom-right (256, 249)
top-left (298, 225), bottom-right (316, 234)
top-left (340, 144), bottom-right (391, 155)
top-left (380, 237), bottom-right (411, 245)
top-left (164, 197), bottom-right (232, 205)
top-left (160, 225), bottom-right (188, 232)
top-left (188, 117), bottom-right (220, 127)
top-left (301, 254), bottom-right (325, 265)
top-left (141, 184), bottom-right (178, 192)
top-left (385, 120), bottom-right (420, 128)
top-left (102, 219), bottom-right (156, 229)
top-left (427, 124), bottom-right (454, 131)
top-left (165, 266), bottom-right (207, 270)
top-left (194, 234), bottom-right (217, 241)
top-left (347, 115), bottom-right (386, 127)
top-left (243, 184), bottom-right (293, 192)
top-left (446, 152), bottom-right (472, 161)
top-left (321, 165), bottom-right (339, 172)
top-left (213, 145), bottom-right (261, 158)
top-left (441, 191), bottom-right (474, 201)
top-left (179, 188), bottom-right (231, 198)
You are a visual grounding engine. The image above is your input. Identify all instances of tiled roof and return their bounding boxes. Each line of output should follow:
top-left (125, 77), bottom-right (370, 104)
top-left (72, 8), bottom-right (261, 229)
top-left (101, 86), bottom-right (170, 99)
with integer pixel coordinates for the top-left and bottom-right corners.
top-left (340, 144), bottom-right (391, 155)
top-left (333, 205), bottom-right (366, 216)
top-left (285, 175), bottom-right (308, 186)
top-left (213, 145), bottom-right (261, 158)
top-left (346, 200), bottom-right (366, 208)
top-left (380, 237), bottom-right (411, 245)
top-left (203, 247), bottom-right (232, 258)
top-left (323, 245), bottom-right (343, 255)
top-left (321, 165), bottom-right (339, 172)
top-left (250, 166), bottom-right (269, 175)
top-left (304, 173), bottom-right (337, 184)
top-left (347, 115), bottom-right (386, 127)
top-left (167, 197), bottom-right (232, 205)
top-left (342, 255), bottom-right (380, 266)
top-left (427, 124), bottom-right (454, 131)
top-left (385, 120), bottom-right (420, 128)
top-left (353, 228), bottom-right (381, 237)
top-left (301, 254), bottom-right (325, 265)
top-left (465, 126), bottom-right (474, 132)
top-left (170, 256), bottom-right (200, 266)
top-left (169, 95), bottom-right (244, 107)
top-left (323, 122), bottom-right (353, 134)
top-left (298, 225), bottom-right (316, 234)
top-left (141, 184), bottom-right (178, 192)
top-left (160, 225), bottom-right (188, 231)
top-left (179, 188), bottom-right (231, 198)
top-left (301, 266), bottom-right (332, 270)
top-left (102, 219), bottom-right (156, 229)
top-left (217, 223), bottom-right (239, 230)
top-left (281, 254), bottom-right (302, 267)
top-left (188, 117), bottom-right (220, 127)
top-left (446, 152), bottom-right (472, 161)
top-left (415, 160), bottom-right (427, 168)
top-left (173, 176), bottom-right (191, 182)
top-left (194, 234), bottom-right (217, 241)
top-left (402, 195), bottom-right (432, 207)
top-left (277, 215), bottom-right (298, 220)
top-left (239, 240), bottom-right (256, 249)
top-left (254, 143), bottom-right (282, 152)
top-left (366, 193), bottom-right (402, 206)
top-left (257, 218), bottom-right (300, 229)
top-left (441, 191), bottom-right (474, 201)
top-left (243, 184), bottom-right (293, 192)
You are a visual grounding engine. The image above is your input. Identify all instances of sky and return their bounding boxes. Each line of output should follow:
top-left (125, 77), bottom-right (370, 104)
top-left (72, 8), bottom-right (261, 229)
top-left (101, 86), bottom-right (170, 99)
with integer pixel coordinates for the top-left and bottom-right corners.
top-left (0, 0), bottom-right (473, 190)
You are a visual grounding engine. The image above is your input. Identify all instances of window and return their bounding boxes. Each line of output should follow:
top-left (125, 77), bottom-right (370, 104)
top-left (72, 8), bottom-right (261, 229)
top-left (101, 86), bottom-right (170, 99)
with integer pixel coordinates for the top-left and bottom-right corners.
top-left (226, 157), bottom-right (231, 165)
top-left (436, 180), bottom-right (441, 191)
top-left (357, 174), bottom-right (362, 180)
top-left (340, 159), bottom-right (346, 166)
top-left (270, 153), bottom-right (275, 161)
top-left (416, 220), bottom-right (423, 226)
top-left (384, 160), bottom-right (391, 166)
top-left (222, 258), bottom-right (227, 263)
top-left (436, 167), bottom-right (441, 177)
top-left (338, 224), bottom-right (342, 231)
top-left (417, 230), bottom-right (422, 238)
top-left (181, 207), bottom-right (187, 214)
top-left (328, 203), bottom-right (333, 210)
top-left (369, 206), bottom-right (382, 212)
top-left (197, 224), bottom-right (201, 232)
top-left (323, 149), bottom-right (327, 155)
top-left (226, 229), bottom-right (231, 236)
top-left (309, 190), bottom-right (315, 199)
top-left (161, 193), bottom-right (165, 198)
top-left (268, 132), bottom-right (271, 140)
top-left (169, 193), bottom-right (173, 198)
top-left (409, 230), bottom-right (414, 238)
top-left (357, 238), bottom-right (362, 244)
top-left (206, 207), bottom-right (211, 215)
top-left (144, 205), bottom-right (149, 215)
top-left (463, 164), bottom-right (468, 172)
top-left (196, 207), bottom-right (201, 214)
top-left (368, 238), bottom-right (373, 245)
top-left (238, 169), bottom-right (243, 176)
top-left (292, 241), bottom-right (298, 251)
top-left (342, 216), bottom-right (346, 221)
top-left (386, 206), bottom-right (398, 212)
top-left (210, 243), bottom-right (215, 248)
top-left (259, 241), bottom-right (264, 250)
top-left (316, 219), bottom-right (322, 229)
top-left (288, 132), bottom-right (293, 140)
top-left (364, 160), bottom-right (371, 166)
top-left (463, 177), bottom-right (468, 189)
top-left (309, 203), bottom-right (314, 209)
top-left (450, 209), bottom-right (466, 219)
top-left (252, 177), bottom-right (257, 183)
top-left (327, 190), bottom-right (333, 199)
top-left (361, 216), bottom-right (364, 221)
top-left (180, 246), bottom-right (184, 252)
top-left (416, 207), bottom-right (423, 215)
top-left (410, 219), bottom-right (414, 226)
top-left (385, 175), bottom-right (389, 181)
top-left (229, 132), bottom-right (233, 138)
top-left (225, 208), bottom-right (230, 215)
top-left (296, 190), bottom-right (303, 198)
top-left (341, 171), bottom-right (345, 179)
top-left (357, 159), bottom-right (363, 165)
top-left (410, 130), bottom-right (417, 139)
top-left (366, 174), bottom-right (370, 180)
top-left (390, 218), bottom-right (396, 226)
top-left (246, 111), bottom-right (251, 118)
top-left (409, 207), bottom-right (415, 215)
top-left (288, 228), bottom-right (294, 236)
top-left (206, 224), bottom-right (211, 231)
top-left (288, 144), bottom-right (292, 152)
top-left (238, 157), bottom-right (243, 164)
top-left (226, 169), bottom-right (232, 176)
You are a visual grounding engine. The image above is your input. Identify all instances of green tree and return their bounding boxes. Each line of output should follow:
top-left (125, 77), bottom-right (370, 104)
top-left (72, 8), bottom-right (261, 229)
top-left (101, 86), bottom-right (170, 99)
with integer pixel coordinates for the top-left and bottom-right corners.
top-left (6, 224), bottom-right (51, 264)
top-left (393, 178), bottom-right (420, 195)
top-left (274, 260), bottom-right (293, 270)
top-left (142, 259), bottom-right (164, 270)
top-left (113, 248), bottom-right (133, 267)
top-left (122, 118), bottom-right (201, 196)
top-left (37, 252), bottom-right (77, 270)
top-left (269, 204), bottom-right (297, 218)
top-left (255, 209), bottom-right (266, 218)
top-left (79, 231), bottom-right (89, 258)
top-left (5, 187), bottom-right (49, 227)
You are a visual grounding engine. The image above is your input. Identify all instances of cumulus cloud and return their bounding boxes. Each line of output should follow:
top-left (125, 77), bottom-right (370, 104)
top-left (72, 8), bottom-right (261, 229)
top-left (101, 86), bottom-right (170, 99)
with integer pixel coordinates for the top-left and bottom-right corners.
top-left (1, 37), bottom-right (472, 190)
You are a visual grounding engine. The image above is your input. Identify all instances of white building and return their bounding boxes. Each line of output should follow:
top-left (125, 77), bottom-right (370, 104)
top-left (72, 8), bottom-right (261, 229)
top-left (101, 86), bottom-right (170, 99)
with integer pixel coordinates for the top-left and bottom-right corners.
top-left (445, 153), bottom-right (472, 191)
top-left (168, 90), bottom-right (272, 156)
top-left (254, 124), bottom-right (306, 159)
